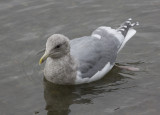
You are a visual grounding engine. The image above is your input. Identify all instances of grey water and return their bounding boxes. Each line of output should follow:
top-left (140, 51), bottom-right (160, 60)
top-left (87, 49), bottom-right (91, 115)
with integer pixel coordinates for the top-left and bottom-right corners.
top-left (0, 0), bottom-right (160, 115)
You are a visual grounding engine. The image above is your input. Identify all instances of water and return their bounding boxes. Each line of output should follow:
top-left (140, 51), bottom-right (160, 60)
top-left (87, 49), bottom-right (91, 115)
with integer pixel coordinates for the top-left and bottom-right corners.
top-left (0, 0), bottom-right (160, 115)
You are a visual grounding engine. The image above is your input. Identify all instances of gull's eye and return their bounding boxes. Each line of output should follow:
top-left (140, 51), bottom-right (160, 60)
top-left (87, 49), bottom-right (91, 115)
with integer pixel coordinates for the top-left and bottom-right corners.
top-left (54, 44), bottom-right (61, 49)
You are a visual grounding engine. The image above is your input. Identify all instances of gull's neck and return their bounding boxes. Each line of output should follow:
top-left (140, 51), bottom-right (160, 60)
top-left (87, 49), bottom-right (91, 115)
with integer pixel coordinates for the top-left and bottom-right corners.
top-left (44, 53), bottom-right (77, 84)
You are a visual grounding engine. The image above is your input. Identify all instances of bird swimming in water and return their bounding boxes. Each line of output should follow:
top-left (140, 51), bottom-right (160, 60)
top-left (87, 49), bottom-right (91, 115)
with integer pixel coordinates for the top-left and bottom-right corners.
top-left (39, 18), bottom-right (139, 85)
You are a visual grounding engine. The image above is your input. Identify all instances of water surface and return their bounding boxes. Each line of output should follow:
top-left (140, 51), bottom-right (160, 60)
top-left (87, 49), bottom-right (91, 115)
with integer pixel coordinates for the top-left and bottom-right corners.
top-left (0, 0), bottom-right (160, 115)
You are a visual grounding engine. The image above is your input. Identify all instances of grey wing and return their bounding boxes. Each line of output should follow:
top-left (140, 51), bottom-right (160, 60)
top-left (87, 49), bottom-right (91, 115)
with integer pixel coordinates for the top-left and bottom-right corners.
top-left (70, 29), bottom-right (121, 79)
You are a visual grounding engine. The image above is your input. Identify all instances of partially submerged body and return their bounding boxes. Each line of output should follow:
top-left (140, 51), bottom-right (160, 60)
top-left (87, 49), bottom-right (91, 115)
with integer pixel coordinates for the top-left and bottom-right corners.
top-left (39, 19), bottom-right (139, 85)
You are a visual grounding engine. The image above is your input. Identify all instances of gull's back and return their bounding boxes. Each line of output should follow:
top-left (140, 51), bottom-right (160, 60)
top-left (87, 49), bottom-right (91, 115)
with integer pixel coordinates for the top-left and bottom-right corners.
top-left (70, 19), bottom-right (138, 84)
top-left (70, 27), bottom-right (121, 80)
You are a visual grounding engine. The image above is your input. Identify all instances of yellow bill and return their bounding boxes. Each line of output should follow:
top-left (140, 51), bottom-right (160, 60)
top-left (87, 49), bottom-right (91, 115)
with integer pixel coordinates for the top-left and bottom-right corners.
top-left (39, 52), bottom-right (49, 65)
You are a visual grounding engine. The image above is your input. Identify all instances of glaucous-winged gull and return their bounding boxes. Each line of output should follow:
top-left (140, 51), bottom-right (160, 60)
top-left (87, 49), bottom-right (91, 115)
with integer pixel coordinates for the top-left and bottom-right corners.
top-left (39, 18), bottom-right (139, 85)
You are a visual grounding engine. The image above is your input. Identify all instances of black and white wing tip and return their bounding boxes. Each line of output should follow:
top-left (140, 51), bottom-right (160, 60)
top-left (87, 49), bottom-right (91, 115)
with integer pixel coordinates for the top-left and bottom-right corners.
top-left (117, 18), bottom-right (139, 37)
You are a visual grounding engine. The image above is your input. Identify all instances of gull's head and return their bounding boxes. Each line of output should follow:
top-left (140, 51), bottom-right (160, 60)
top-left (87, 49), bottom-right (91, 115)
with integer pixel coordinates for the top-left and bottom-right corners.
top-left (39, 34), bottom-right (70, 64)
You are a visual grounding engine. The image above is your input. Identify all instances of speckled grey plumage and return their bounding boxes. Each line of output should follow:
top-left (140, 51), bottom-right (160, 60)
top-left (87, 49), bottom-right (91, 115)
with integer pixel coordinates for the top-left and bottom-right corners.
top-left (43, 34), bottom-right (77, 84)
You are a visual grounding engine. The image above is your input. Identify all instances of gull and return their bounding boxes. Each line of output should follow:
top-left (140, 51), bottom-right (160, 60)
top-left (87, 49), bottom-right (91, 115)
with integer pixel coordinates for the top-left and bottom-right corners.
top-left (39, 18), bottom-right (139, 85)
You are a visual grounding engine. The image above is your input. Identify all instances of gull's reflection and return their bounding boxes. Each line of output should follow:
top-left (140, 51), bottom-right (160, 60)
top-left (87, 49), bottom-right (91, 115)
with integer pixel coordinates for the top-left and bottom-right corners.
top-left (43, 65), bottom-right (128, 115)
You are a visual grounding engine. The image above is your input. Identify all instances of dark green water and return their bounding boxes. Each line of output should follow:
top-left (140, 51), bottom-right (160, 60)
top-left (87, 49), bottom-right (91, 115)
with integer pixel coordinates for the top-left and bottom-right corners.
top-left (0, 0), bottom-right (160, 115)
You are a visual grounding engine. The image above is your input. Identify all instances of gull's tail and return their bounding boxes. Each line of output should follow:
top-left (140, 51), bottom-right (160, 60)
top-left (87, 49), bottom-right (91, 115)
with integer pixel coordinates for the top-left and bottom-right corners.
top-left (117, 18), bottom-right (139, 52)
top-left (117, 18), bottom-right (139, 37)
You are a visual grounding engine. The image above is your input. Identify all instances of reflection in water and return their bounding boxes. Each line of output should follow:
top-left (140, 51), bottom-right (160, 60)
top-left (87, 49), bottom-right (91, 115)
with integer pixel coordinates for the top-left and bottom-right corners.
top-left (43, 66), bottom-right (126, 115)
top-left (43, 79), bottom-right (75, 115)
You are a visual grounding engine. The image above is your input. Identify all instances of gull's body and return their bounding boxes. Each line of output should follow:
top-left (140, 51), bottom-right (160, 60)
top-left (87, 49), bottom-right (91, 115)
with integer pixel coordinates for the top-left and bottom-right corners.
top-left (39, 19), bottom-right (139, 85)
